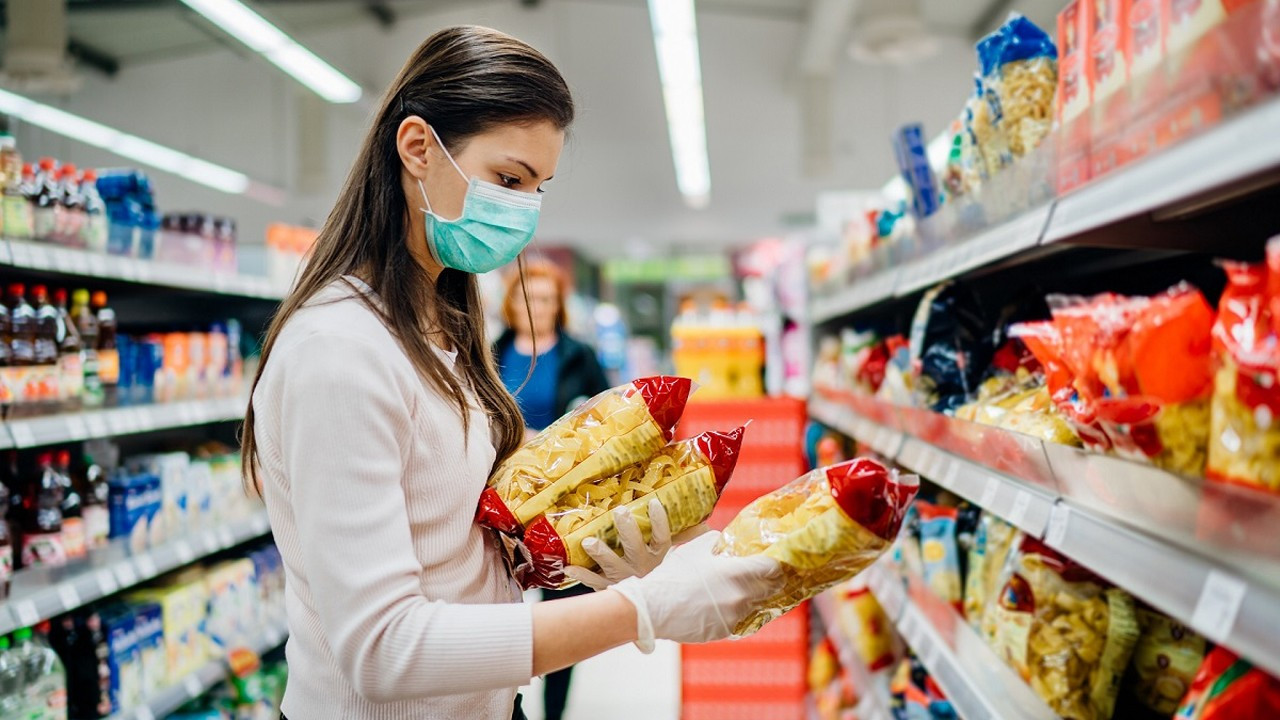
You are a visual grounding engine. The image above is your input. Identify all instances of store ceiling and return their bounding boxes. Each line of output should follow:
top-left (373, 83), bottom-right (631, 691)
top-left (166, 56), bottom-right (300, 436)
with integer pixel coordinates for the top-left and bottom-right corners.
top-left (2, 0), bottom-right (1063, 75)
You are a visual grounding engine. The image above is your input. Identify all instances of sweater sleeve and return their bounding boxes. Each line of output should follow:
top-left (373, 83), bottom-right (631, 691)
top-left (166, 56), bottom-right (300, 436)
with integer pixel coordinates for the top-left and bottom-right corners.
top-left (277, 331), bottom-right (534, 702)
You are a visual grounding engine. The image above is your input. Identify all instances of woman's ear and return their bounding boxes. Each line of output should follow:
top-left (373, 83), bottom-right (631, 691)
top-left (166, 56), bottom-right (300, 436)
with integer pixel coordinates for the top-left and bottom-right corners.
top-left (396, 116), bottom-right (433, 179)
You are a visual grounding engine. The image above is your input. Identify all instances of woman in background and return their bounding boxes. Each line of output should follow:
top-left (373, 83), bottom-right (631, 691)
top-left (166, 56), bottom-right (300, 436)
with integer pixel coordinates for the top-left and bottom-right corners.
top-left (494, 260), bottom-right (608, 720)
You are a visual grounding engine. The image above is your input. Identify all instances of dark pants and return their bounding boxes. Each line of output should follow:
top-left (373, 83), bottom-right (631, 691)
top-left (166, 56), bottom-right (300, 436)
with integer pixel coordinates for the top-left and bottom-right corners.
top-left (542, 583), bottom-right (595, 720)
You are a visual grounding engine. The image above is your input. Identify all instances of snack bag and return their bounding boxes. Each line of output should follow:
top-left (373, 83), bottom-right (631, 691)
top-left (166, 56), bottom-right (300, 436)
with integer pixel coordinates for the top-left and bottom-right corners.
top-left (1207, 252), bottom-right (1280, 491)
top-left (1175, 646), bottom-right (1280, 719)
top-left (992, 537), bottom-right (1140, 720)
top-left (715, 457), bottom-right (919, 635)
top-left (836, 585), bottom-right (895, 671)
top-left (917, 502), bottom-right (963, 612)
top-left (964, 513), bottom-right (1018, 633)
top-left (477, 376), bottom-right (693, 534)
top-left (519, 427), bottom-right (745, 589)
top-left (1128, 608), bottom-right (1206, 714)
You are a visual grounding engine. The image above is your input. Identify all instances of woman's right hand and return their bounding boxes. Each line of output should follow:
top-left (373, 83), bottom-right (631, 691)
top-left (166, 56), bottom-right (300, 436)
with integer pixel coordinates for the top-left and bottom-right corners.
top-left (609, 532), bottom-right (782, 652)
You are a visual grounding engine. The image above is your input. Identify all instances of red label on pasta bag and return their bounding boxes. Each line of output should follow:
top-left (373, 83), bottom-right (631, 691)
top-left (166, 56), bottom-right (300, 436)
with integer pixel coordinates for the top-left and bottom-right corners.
top-left (694, 425), bottom-right (746, 493)
top-left (475, 488), bottom-right (522, 536)
top-left (631, 376), bottom-right (693, 440)
top-left (825, 458), bottom-right (919, 542)
top-left (522, 516), bottom-right (568, 588)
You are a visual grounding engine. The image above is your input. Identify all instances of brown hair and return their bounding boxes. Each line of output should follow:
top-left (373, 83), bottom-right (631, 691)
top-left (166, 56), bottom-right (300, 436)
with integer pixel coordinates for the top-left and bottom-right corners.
top-left (241, 26), bottom-right (574, 492)
top-left (502, 259), bottom-right (568, 330)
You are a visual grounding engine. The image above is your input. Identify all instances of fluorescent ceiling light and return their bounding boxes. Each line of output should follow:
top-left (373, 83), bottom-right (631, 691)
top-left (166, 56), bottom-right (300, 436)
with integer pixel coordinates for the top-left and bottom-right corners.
top-left (180, 0), bottom-right (362, 104)
top-left (648, 0), bottom-right (711, 209)
top-left (0, 86), bottom-right (251, 195)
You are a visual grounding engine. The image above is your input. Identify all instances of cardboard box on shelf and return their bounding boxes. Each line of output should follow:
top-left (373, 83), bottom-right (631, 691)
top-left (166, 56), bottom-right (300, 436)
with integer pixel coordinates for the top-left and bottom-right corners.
top-left (1058, 0), bottom-right (1092, 123)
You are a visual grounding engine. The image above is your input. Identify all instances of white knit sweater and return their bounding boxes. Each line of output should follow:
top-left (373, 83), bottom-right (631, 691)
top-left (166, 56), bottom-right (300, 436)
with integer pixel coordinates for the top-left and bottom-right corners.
top-left (252, 278), bottom-right (532, 719)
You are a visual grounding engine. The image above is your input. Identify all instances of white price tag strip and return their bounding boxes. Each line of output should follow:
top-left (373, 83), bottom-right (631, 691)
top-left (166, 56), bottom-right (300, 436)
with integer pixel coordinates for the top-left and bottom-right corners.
top-left (942, 461), bottom-right (960, 489)
top-left (1191, 570), bottom-right (1248, 643)
top-left (1008, 491), bottom-right (1032, 528)
top-left (184, 673), bottom-right (204, 698)
top-left (925, 639), bottom-right (943, 669)
top-left (58, 584), bottom-right (81, 611)
top-left (65, 416), bottom-right (88, 440)
top-left (218, 526), bottom-right (235, 547)
top-left (136, 705), bottom-right (156, 720)
top-left (115, 562), bottom-right (138, 587)
top-left (202, 531), bottom-right (220, 553)
top-left (14, 600), bottom-right (39, 627)
top-left (10, 423), bottom-right (35, 448)
top-left (1046, 504), bottom-right (1071, 547)
top-left (980, 477), bottom-right (1000, 507)
top-left (96, 569), bottom-right (119, 595)
top-left (135, 555), bottom-right (158, 579)
top-left (176, 541), bottom-right (195, 564)
top-left (86, 415), bottom-right (109, 438)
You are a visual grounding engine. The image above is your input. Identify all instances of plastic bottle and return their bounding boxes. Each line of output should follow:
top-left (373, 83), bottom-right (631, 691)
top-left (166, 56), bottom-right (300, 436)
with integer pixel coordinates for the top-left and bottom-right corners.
top-left (18, 623), bottom-right (68, 720)
top-left (0, 135), bottom-right (29, 241)
top-left (31, 286), bottom-right (60, 413)
top-left (56, 452), bottom-right (84, 562)
top-left (4, 454), bottom-right (21, 573)
top-left (21, 453), bottom-right (66, 569)
top-left (0, 478), bottom-right (10, 601)
top-left (53, 290), bottom-right (83, 413)
top-left (79, 170), bottom-right (107, 254)
top-left (71, 291), bottom-right (101, 410)
top-left (91, 293), bottom-right (118, 407)
top-left (0, 290), bottom-right (11, 370)
top-left (77, 454), bottom-right (109, 552)
top-left (57, 165), bottom-right (85, 249)
top-left (32, 158), bottom-right (59, 242)
top-left (0, 635), bottom-right (21, 718)
top-left (8, 284), bottom-right (34, 368)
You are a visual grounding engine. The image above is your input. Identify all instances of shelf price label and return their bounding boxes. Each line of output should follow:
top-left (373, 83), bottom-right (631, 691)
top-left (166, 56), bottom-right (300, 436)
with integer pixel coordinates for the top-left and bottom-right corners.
top-left (85, 414), bottom-right (109, 439)
top-left (135, 706), bottom-right (156, 720)
top-left (96, 569), bottom-right (119, 596)
top-left (217, 526), bottom-right (236, 548)
top-left (13, 600), bottom-right (39, 627)
top-left (114, 562), bottom-right (138, 588)
top-left (1191, 571), bottom-right (1248, 643)
top-left (135, 555), bottom-right (158, 579)
top-left (184, 674), bottom-right (204, 698)
top-left (65, 416), bottom-right (89, 440)
top-left (980, 477), bottom-right (1000, 508)
top-left (10, 423), bottom-right (35, 448)
top-left (175, 541), bottom-right (196, 564)
top-left (57, 584), bottom-right (81, 612)
top-left (1046, 504), bottom-right (1071, 547)
top-left (1008, 491), bottom-right (1032, 529)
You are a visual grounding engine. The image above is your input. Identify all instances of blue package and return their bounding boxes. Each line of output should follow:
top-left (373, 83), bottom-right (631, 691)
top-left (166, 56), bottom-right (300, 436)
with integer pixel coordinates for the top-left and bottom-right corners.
top-left (99, 605), bottom-right (141, 713)
top-left (893, 123), bottom-right (941, 220)
top-left (108, 471), bottom-right (162, 550)
top-left (128, 602), bottom-right (164, 696)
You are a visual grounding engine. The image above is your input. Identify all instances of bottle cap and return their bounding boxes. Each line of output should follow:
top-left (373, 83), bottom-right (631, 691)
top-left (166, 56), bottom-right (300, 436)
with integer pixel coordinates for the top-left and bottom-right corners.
top-left (61, 163), bottom-right (77, 176)
top-left (37, 452), bottom-right (53, 466)
top-left (72, 289), bottom-right (89, 306)
top-left (13, 627), bottom-right (31, 641)
top-left (53, 288), bottom-right (67, 304)
top-left (81, 168), bottom-right (97, 182)
top-left (31, 285), bottom-right (47, 301)
top-left (56, 450), bottom-right (70, 466)
top-left (38, 157), bottom-right (56, 170)
top-left (8, 283), bottom-right (23, 298)
top-left (92, 291), bottom-right (108, 307)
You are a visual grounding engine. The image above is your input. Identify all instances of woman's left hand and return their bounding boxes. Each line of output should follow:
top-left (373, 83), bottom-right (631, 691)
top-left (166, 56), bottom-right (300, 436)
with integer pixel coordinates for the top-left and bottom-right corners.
top-left (563, 500), bottom-right (690, 591)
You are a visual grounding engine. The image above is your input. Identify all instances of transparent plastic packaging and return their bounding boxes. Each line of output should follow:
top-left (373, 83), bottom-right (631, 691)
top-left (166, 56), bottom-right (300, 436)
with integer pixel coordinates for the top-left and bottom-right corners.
top-left (476, 376), bottom-right (693, 535)
top-left (714, 457), bottom-right (919, 635)
top-left (979, 14), bottom-right (1059, 160)
top-left (519, 427), bottom-right (745, 589)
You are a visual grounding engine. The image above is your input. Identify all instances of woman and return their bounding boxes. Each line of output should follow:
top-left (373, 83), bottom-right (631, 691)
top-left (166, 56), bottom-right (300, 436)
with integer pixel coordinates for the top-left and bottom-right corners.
top-left (494, 261), bottom-right (608, 720)
top-left (242, 26), bottom-right (780, 720)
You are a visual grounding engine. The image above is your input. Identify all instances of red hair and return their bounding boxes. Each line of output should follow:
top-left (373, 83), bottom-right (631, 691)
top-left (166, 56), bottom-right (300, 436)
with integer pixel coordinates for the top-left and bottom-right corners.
top-left (503, 259), bottom-right (569, 330)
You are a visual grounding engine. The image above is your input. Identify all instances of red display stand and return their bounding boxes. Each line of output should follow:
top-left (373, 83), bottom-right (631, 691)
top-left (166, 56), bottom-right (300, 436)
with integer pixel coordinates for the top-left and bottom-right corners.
top-left (677, 398), bottom-right (810, 720)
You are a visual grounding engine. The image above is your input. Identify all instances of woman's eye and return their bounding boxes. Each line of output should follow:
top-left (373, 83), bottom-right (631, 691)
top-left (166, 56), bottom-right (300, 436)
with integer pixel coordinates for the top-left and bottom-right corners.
top-left (498, 174), bottom-right (520, 187)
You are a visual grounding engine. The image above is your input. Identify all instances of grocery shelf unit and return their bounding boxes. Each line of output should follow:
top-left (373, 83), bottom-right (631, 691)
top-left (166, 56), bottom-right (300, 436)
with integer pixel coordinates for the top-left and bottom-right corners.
top-left (806, 87), bottom-right (1280, 717)
top-left (0, 243), bottom-right (282, 713)
top-left (677, 398), bottom-right (810, 720)
top-left (810, 591), bottom-right (893, 720)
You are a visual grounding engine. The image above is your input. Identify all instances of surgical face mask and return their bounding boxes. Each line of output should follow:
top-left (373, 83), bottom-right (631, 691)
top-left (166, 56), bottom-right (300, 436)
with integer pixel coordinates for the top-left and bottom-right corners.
top-left (418, 127), bottom-right (542, 274)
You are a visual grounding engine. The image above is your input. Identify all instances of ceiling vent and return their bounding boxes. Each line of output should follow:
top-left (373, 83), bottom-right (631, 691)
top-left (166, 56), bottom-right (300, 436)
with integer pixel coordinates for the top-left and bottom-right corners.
top-left (848, 0), bottom-right (939, 66)
top-left (2, 0), bottom-right (79, 94)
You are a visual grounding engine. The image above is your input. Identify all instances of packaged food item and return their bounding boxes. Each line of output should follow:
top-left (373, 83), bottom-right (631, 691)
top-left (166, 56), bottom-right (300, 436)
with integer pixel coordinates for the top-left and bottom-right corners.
top-left (1058, 0), bottom-right (1092, 122)
top-left (910, 282), bottom-right (994, 413)
top-left (836, 584), bottom-right (895, 671)
top-left (1207, 254), bottom-right (1280, 491)
top-left (1128, 0), bottom-right (1167, 78)
top-left (519, 427), bottom-right (745, 589)
top-left (1128, 608), bottom-right (1205, 714)
top-left (970, 73), bottom-right (1013, 177)
top-left (1087, 0), bottom-right (1131, 106)
top-left (477, 376), bottom-right (693, 535)
top-left (917, 502), bottom-right (963, 611)
top-left (968, 514), bottom-right (1019, 637)
top-left (1175, 646), bottom-right (1280, 719)
top-left (892, 123), bottom-right (942, 220)
top-left (978, 14), bottom-right (1060, 160)
top-left (992, 537), bottom-right (1140, 720)
top-left (715, 457), bottom-right (919, 634)
top-left (808, 637), bottom-right (840, 694)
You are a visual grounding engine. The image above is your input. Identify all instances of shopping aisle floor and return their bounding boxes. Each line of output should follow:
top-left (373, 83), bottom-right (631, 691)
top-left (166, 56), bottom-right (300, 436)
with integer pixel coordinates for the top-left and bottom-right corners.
top-left (517, 641), bottom-right (681, 720)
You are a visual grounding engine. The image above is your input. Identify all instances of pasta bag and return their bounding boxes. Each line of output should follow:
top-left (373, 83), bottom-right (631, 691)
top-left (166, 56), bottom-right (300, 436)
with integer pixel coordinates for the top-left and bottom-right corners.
top-left (477, 376), bottom-right (693, 535)
top-left (715, 457), bottom-right (919, 635)
top-left (519, 427), bottom-right (746, 589)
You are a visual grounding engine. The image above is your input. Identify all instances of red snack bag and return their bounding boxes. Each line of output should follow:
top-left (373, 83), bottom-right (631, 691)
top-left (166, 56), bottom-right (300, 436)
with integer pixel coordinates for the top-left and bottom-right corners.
top-left (1175, 646), bottom-right (1280, 719)
top-left (477, 376), bottom-right (693, 535)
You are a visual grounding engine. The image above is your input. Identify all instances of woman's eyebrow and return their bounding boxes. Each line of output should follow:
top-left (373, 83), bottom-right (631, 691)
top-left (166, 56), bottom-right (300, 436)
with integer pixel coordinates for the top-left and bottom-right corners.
top-left (506, 156), bottom-right (552, 182)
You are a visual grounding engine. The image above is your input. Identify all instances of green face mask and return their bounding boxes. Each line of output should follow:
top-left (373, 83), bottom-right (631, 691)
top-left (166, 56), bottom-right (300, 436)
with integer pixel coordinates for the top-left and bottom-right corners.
top-left (418, 126), bottom-right (542, 274)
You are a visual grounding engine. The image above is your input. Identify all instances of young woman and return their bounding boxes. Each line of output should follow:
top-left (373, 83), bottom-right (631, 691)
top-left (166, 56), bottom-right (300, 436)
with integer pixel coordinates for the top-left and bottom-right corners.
top-left (242, 26), bottom-right (781, 720)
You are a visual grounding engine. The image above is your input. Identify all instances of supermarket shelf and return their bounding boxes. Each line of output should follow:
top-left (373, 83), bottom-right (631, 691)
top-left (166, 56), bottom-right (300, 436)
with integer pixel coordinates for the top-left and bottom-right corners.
top-left (811, 592), bottom-right (893, 720)
top-left (894, 205), bottom-right (1051, 296)
top-left (864, 564), bottom-right (1062, 720)
top-left (109, 621), bottom-right (288, 720)
top-left (810, 389), bottom-right (1280, 679)
top-left (1046, 96), bottom-right (1280, 243)
top-left (3, 238), bottom-right (285, 301)
top-left (0, 509), bottom-right (271, 636)
top-left (2, 397), bottom-right (246, 449)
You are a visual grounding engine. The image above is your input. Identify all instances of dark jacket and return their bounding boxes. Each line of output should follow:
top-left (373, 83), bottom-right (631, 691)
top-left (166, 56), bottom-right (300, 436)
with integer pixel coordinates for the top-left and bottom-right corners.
top-left (493, 329), bottom-right (611, 418)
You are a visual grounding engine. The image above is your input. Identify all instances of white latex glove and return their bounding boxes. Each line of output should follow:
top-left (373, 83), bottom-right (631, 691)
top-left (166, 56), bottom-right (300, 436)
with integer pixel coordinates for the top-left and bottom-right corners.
top-left (563, 499), bottom-right (674, 590)
top-left (610, 532), bottom-right (782, 653)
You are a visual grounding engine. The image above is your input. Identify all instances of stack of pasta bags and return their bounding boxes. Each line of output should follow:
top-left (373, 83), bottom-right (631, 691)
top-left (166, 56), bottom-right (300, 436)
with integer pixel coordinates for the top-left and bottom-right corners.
top-left (476, 376), bottom-right (751, 590)
top-left (895, 493), bottom-right (1280, 720)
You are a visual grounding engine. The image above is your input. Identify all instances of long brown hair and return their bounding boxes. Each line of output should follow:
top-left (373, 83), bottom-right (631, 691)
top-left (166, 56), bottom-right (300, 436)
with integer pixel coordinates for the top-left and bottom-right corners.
top-left (241, 26), bottom-right (574, 493)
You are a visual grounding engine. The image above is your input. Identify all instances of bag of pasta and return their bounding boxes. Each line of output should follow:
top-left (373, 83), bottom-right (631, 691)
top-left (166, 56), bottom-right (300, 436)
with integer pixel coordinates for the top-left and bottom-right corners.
top-left (978, 14), bottom-right (1059, 160)
top-left (964, 513), bottom-right (1018, 635)
top-left (991, 537), bottom-right (1140, 720)
top-left (1207, 251), bottom-right (1280, 491)
top-left (518, 427), bottom-right (745, 589)
top-left (477, 376), bottom-right (694, 535)
top-left (714, 457), bottom-right (919, 635)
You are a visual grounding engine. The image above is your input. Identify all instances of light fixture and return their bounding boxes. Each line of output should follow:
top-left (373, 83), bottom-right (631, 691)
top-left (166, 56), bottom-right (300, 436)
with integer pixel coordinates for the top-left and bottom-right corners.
top-left (180, 0), bottom-right (362, 104)
top-left (0, 86), bottom-right (251, 194)
top-left (648, 0), bottom-right (711, 209)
